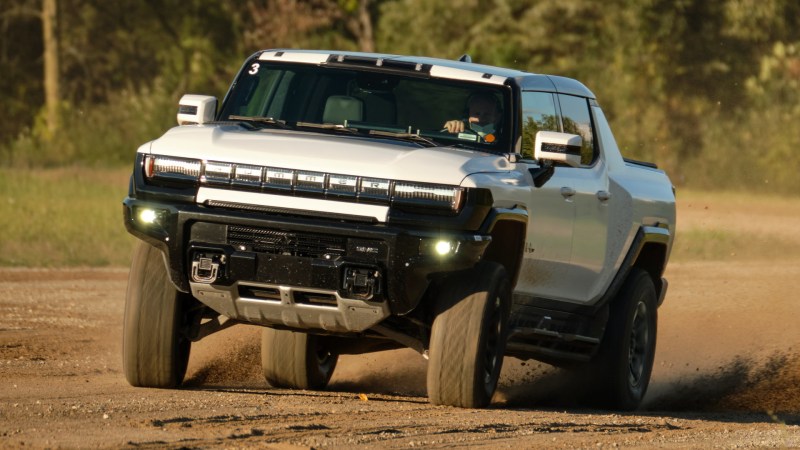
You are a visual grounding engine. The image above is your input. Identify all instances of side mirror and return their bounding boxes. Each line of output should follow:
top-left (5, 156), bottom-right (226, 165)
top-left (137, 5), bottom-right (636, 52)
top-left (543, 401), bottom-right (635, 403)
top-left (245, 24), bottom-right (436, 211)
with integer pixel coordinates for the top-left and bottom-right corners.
top-left (177, 94), bottom-right (217, 125)
top-left (534, 131), bottom-right (583, 168)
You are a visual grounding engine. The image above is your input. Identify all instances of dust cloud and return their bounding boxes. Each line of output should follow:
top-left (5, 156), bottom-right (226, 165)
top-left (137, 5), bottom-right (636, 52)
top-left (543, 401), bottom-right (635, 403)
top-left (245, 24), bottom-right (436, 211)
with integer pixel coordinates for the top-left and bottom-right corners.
top-left (497, 352), bottom-right (800, 414)
top-left (329, 349), bottom-right (428, 396)
top-left (183, 325), bottom-right (430, 395)
top-left (184, 324), bottom-right (262, 387)
top-left (647, 351), bottom-right (800, 414)
top-left (185, 323), bottom-right (800, 415)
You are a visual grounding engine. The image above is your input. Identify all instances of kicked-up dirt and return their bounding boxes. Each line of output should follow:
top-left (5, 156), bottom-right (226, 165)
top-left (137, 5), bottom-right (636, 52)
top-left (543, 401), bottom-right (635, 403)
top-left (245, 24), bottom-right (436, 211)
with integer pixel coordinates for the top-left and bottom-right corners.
top-left (2, 194), bottom-right (800, 448)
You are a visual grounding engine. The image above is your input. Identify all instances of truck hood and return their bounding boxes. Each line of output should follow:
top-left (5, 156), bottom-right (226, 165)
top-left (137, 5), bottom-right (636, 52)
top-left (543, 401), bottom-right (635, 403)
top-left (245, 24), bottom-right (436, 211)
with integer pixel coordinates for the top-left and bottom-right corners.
top-left (144, 124), bottom-right (512, 186)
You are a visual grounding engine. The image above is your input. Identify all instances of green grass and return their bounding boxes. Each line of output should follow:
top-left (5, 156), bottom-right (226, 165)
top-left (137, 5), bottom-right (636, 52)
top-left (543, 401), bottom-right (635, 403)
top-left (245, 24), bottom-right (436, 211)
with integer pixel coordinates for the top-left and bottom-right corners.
top-left (0, 167), bottom-right (135, 267)
top-left (2, 170), bottom-right (797, 267)
top-left (669, 189), bottom-right (800, 262)
top-left (669, 228), bottom-right (799, 262)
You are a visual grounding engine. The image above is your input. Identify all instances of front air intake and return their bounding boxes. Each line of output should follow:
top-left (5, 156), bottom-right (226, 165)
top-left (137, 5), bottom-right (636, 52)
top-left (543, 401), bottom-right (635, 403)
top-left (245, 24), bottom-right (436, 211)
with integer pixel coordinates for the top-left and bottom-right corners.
top-left (227, 226), bottom-right (346, 258)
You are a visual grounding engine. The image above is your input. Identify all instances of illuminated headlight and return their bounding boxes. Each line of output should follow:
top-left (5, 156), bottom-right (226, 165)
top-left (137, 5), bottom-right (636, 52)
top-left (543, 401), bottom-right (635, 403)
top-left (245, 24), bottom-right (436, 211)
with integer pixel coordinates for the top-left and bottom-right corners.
top-left (135, 207), bottom-right (165, 226)
top-left (139, 208), bottom-right (158, 224)
top-left (394, 182), bottom-right (464, 211)
top-left (420, 239), bottom-right (460, 256)
top-left (435, 241), bottom-right (454, 255)
top-left (143, 155), bottom-right (201, 181)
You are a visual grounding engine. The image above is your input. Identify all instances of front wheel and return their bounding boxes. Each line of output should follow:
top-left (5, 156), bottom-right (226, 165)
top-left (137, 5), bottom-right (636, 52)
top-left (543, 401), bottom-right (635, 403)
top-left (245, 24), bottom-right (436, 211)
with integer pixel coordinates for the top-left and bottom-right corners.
top-left (261, 328), bottom-right (338, 390)
top-left (591, 268), bottom-right (658, 410)
top-left (123, 241), bottom-right (191, 388)
top-left (426, 262), bottom-right (511, 408)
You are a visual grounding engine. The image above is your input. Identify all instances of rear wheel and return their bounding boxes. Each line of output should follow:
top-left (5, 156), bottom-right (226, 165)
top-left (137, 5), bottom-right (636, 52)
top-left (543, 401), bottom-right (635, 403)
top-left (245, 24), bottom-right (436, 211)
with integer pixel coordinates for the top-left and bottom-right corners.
top-left (123, 241), bottom-right (191, 388)
top-left (426, 262), bottom-right (511, 408)
top-left (261, 328), bottom-right (338, 390)
top-left (591, 268), bottom-right (658, 410)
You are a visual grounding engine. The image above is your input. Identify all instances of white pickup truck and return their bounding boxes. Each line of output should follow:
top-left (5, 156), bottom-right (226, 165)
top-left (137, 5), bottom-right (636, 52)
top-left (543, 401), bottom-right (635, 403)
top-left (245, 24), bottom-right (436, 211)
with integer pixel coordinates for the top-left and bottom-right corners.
top-left (122, 49), bottom-right (676, 409)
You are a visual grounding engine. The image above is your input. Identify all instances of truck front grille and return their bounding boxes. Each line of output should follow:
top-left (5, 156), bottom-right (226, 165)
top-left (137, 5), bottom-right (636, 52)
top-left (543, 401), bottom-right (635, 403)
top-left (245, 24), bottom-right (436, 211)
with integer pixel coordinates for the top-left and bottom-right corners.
top-left (228, 226), bottom-right (347, 258)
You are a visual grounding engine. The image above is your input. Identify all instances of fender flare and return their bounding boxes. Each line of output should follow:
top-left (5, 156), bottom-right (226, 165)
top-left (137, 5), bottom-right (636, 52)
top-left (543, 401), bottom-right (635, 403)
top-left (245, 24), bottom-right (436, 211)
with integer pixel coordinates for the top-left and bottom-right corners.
top-left (478, 207), bottom-right (529, 288)
top-left (602, 224), bottom-right (671, 311)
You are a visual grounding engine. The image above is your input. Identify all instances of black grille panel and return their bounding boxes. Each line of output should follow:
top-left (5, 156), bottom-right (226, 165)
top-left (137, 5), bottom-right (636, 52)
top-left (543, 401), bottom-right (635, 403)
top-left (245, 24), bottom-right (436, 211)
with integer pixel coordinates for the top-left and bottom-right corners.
top-left (228, 226), bottom-right (346, 258)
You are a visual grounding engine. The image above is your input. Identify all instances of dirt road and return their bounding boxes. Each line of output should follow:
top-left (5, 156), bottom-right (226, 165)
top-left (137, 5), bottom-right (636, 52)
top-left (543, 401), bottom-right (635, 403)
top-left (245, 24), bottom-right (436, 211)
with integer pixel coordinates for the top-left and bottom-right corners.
top-left (3, 195), bottom-right (800, 448)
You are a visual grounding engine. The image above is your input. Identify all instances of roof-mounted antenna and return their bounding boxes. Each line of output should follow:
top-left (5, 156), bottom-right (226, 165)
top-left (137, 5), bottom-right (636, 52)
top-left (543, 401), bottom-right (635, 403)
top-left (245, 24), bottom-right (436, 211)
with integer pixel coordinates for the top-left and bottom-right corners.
top-left (458, 54), bottom-right (472, 63)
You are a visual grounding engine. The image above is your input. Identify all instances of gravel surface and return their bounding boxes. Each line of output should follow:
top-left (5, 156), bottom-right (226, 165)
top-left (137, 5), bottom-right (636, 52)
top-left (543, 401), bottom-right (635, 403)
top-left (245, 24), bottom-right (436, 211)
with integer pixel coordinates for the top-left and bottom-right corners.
top-left (1, 262), bottom-right (800, 449)
top-left (3, 196), bottom-right (800, 448)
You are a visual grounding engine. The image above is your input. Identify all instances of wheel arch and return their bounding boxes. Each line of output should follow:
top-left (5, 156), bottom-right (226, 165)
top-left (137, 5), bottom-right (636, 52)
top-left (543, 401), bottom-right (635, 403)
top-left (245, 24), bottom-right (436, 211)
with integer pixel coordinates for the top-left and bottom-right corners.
top-left (479, 208), bottom-right (528, 289)
top-left (594, 225), bottom-right (671, 313)
top-left (630, 225), bottom-right (671, 307)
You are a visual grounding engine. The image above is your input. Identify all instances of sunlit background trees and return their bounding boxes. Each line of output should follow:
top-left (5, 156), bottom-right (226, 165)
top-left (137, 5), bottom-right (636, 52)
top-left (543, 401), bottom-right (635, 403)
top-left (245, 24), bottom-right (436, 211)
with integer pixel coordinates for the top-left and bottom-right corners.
top-left (2, 0), bottom-right (799, 192)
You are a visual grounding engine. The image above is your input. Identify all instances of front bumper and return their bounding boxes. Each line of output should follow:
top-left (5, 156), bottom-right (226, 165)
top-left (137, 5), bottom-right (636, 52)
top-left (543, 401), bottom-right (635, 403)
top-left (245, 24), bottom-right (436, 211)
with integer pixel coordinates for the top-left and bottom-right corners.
top-left (191, 281), bottom-right (391, 333)
top-left (123, 197), bottom-right (491, 332)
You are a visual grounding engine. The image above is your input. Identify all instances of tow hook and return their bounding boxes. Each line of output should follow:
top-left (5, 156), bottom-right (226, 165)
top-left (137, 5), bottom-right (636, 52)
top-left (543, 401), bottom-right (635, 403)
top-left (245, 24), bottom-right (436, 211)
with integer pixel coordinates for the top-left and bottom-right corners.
top-left (191, 252), bottom-right (225, 284)
top-left (343, 267), bottom-right (381, 301)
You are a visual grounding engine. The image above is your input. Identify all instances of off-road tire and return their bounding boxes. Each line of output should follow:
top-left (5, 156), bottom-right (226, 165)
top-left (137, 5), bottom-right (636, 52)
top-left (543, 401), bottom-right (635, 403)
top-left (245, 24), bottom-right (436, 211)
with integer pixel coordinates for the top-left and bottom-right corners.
top-left (261, 328), bottom-right (338, 390)
top-left (592, 267), bottom-right (657, 410)
top-left (123, 241), bottom-right (191, 388)
top-left (427, 261), bottom-right (511, 408)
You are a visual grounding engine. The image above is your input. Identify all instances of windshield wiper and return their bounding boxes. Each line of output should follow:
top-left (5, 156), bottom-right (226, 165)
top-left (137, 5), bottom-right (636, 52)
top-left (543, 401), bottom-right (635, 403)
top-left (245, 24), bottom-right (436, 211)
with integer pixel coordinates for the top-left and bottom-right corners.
top-left (228, 115), bottom-right (291, 129)
top-left (368, 130), bottom-right (437, 147)
top-left (294, 121), bottom-right (360, 134)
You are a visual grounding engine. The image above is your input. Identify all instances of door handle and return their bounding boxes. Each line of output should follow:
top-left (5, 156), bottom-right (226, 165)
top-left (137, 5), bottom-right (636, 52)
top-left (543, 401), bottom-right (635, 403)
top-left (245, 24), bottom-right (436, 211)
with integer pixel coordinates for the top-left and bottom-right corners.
top-left (560, 186), bottom-right (576, 198)
top-left (596, 190), bottom-right (611, 201)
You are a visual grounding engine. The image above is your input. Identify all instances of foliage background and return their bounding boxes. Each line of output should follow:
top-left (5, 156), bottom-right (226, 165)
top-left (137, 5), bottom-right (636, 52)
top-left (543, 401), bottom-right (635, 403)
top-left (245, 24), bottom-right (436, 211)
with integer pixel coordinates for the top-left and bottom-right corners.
top-left (1, 0), bottom-right (798, 268)
top-left (2, 0), bottom-right (799, 191)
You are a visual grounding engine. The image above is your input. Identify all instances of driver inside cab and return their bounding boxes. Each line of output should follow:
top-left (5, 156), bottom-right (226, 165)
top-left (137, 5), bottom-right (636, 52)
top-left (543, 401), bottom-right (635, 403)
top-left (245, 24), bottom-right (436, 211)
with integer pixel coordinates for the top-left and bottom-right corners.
top-left (442, 91), bottom-right (501, 143)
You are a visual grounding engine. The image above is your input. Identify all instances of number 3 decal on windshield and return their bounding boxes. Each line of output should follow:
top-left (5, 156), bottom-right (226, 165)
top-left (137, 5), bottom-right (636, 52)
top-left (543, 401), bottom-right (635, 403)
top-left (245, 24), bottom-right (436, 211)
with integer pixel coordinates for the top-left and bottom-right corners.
top-left (248, 63), bottom-right (260, 75)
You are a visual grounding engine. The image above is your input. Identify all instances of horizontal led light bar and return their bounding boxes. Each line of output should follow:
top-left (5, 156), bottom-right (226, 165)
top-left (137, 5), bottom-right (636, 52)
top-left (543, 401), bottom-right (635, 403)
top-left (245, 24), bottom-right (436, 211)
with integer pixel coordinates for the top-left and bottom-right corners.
top-left (394, 182), bottom-right (465, 210)
top-left (265, 167), bottom-right (293, 187)
top-left (296, 170), bottom-right (326, 191)
top-left (235, 165), bottom-right (263, 184)
top-left (143, 155), bottom-right (202, 180)
top-left (204, 161), bottom-right (233, 181)
top-left (142, 154), bottom-right (464, 211)
top-left (328, 175), bottom-right (358, 194)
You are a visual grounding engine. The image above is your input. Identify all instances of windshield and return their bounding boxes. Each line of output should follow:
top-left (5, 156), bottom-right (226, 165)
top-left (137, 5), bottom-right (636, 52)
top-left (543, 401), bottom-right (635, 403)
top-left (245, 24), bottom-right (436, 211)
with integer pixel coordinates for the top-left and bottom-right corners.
top-left (218, 61), bottom-right (511, 152)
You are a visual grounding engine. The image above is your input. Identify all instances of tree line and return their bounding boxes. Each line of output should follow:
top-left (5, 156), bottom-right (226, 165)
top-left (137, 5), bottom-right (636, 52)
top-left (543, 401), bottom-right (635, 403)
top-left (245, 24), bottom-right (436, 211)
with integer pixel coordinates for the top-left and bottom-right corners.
top-left (2, 0), bottom-right (799, 192)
